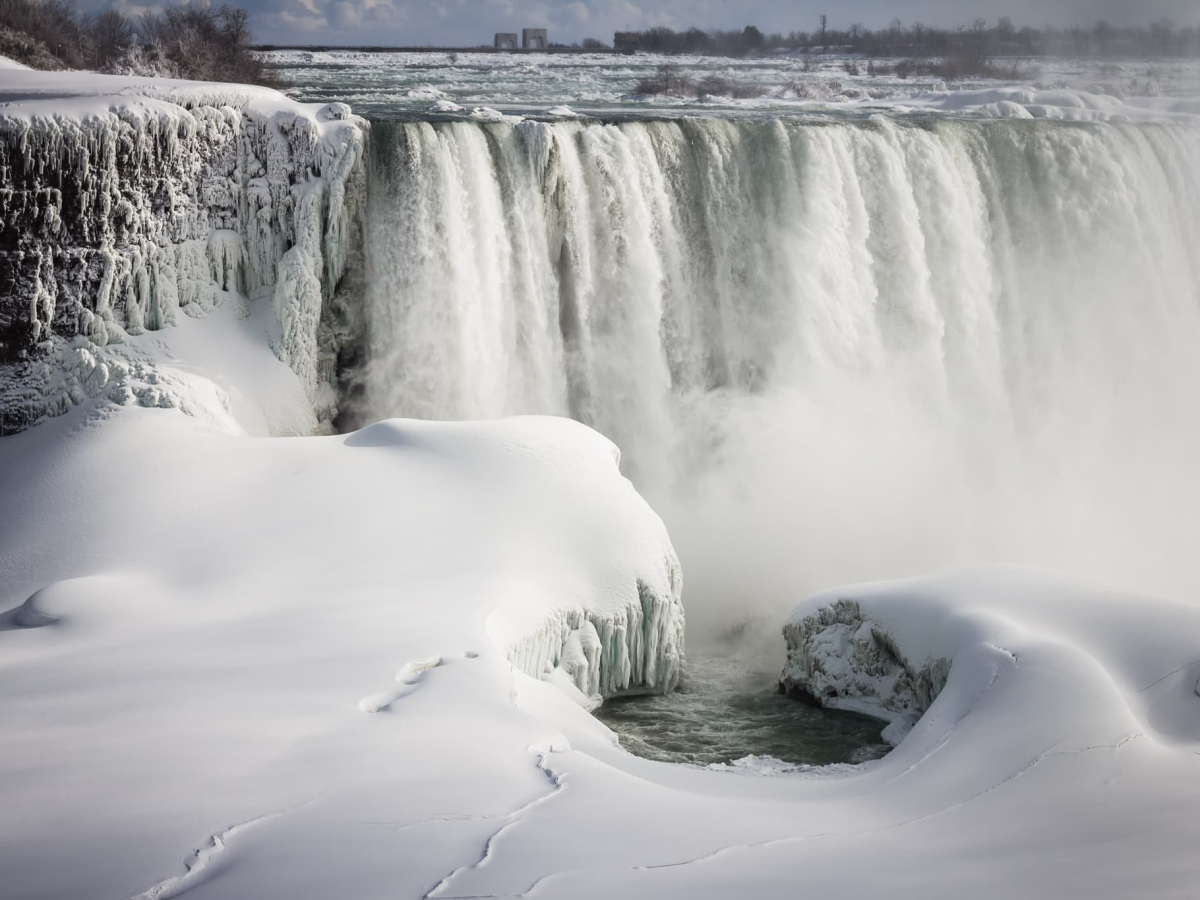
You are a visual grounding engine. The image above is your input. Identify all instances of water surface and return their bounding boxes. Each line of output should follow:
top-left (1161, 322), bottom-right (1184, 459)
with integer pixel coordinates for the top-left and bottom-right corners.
top-left (594, 654), bottom-right (891, 768)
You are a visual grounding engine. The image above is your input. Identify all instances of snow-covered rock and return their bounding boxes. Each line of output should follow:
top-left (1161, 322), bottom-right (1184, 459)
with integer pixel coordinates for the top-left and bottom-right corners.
top-left (783, 568), bottom-right (1200, 753)
top-left (0, 70), bottom-right (368, 433)
top-left (781, 599), bottom-right (949, 743)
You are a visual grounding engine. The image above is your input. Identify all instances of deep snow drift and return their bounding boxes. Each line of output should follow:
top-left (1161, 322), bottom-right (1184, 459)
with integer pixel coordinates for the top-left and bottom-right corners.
top-left (0, 406), bottom-right (686, 900)
top-left (4, 406), bottom-right (1200, 898)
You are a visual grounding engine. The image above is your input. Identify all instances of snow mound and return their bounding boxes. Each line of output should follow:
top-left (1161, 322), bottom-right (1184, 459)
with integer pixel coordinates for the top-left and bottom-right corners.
top-left (470, 105), bottom-right (522, 123)
top-left (0, 406), bottom-right (686, 899)
top-left (429, 98), bottom-right (463, 113)
top-left (784, 568), bottom-right (1200, 749)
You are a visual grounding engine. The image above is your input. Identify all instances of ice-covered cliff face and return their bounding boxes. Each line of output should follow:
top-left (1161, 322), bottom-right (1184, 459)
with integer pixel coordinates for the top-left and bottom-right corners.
top-left (0, 76), bottom-right (367, 434)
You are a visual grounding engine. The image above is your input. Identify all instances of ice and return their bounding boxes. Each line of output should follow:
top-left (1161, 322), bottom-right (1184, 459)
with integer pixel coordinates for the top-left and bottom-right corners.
top-left (502, 576), bottom-right (685, 702)
top-left (5, 51), bottom-right (1200, 900)
top-left (0, 409), bottom-right (696, 900)
top-left (0, 69), bottom-right (367, 434)
top-left (780, 599), bottom-right (951, 743)
top-left (783, 568), bottom-right (1200, 755)
top-left (265, 49), bottom-right (1200, 122)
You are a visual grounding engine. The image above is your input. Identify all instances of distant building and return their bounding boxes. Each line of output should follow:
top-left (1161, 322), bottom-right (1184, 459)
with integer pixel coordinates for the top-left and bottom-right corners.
top-left (613, 31), bottom-right (639, 54)
top-left (522, 28), bottom-right (547, 50)
top-left (494, 33), bottom-right (518, 50)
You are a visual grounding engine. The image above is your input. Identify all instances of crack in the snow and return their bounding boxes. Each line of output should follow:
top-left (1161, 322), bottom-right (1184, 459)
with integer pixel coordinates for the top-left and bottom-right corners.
top-left (1133, 657), bottom-right (1200, 693)
top-left (423, 750), bottom-right (565, 900)
top-left (878, 644), bottom-right (1017, 791)
top-left (506, 731), bottom-right (1147, 894)
top-left (128, 797), bottom-right (316, 900)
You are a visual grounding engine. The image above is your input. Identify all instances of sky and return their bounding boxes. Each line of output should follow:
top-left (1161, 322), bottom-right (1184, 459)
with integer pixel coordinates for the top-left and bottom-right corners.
top-left (98, 0), bottom-right (1200, 47)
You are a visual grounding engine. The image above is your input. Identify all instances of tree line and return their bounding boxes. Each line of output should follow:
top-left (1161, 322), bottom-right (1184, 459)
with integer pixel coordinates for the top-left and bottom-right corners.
top-left (0, 0), bottom-right (278, 85)
top-left (624, 18), bottom-right (1200, 59)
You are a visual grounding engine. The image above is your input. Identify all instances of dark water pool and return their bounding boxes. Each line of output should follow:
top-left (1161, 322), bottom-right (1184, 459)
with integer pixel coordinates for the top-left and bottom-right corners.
top-left (594, 653), bottom-right (891, 768)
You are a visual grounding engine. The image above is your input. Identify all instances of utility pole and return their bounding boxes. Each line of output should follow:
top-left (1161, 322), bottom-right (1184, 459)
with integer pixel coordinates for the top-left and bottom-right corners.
top-left (820, 15), bottom-right (827, 48)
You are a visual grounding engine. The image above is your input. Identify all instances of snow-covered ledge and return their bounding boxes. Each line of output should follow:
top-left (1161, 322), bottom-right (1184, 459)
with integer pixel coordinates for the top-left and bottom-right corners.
top-left (0, 71), bottom-right (367, 433)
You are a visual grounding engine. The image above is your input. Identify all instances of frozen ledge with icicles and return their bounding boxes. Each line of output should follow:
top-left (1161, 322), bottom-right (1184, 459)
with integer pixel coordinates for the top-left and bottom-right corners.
top-left (0, 69), bottom-right (368, 435)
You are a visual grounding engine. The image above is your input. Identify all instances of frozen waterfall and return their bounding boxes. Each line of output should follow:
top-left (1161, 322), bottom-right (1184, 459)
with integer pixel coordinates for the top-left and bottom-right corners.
top-left (349, 115), bottom-right (1200, 630)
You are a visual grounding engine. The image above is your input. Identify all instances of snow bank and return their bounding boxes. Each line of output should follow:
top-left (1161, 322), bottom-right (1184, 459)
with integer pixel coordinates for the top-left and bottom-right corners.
top-left (0, 69), bottom-right (368, 433)
top-left (783, 568), bottom-right (1200, 747)
top-left (5, 423), bottom-right (1200, 898)
top-left (0, 407), bottom-right (686, 900)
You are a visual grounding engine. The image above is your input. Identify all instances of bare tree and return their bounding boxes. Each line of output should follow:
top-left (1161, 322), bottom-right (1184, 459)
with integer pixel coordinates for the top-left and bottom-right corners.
top-left (88, 8), bottom-right (133, 69)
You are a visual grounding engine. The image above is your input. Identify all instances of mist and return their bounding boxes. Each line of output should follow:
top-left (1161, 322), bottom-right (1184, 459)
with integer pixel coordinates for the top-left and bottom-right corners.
top-left (349, 115), bottom-right (1200, 666)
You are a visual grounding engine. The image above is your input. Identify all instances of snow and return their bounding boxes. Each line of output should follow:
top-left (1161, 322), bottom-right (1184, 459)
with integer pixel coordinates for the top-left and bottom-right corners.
top-left (0, 403), bottom-right (685, 900)
top-left (785, 568), bottom-right (1200, 747)
top-left (4, 398), bottom-right (1200, 899)
top-left (267, 49), bottom-right (1200, 122)
top-left (0, 67), bottom-right (368, 434)
top-left (5, 56), bottom-right (1200, 900)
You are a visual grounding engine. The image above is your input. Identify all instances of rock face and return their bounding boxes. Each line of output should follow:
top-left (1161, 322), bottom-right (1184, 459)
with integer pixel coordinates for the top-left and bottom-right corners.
top-left (0, 89), bottom-right (367, 433)
top-left (780, 599), bottom-right (950, 744)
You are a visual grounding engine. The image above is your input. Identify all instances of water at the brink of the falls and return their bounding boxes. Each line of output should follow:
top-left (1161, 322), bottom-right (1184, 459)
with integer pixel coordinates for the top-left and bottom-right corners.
top-left (593, 654), bottom-right (891, 768)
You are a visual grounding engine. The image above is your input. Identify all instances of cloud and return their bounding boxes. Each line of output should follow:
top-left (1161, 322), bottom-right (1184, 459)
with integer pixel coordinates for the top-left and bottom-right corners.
top-left (79, 0), bottom-right (1200, 46)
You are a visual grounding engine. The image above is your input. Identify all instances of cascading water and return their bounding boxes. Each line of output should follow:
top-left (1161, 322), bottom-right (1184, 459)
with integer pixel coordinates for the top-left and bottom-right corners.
top-left (346, 114), bottom-right (1200, 669)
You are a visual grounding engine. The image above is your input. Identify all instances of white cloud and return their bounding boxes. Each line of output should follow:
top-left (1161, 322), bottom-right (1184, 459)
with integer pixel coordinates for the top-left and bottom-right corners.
top-left (81, 0), bottom-right (1200, 46)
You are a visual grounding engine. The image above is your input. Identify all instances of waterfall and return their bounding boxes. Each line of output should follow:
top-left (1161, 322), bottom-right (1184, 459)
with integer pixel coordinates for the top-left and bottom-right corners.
top-left (351, 115), bottom-right (1200, 634)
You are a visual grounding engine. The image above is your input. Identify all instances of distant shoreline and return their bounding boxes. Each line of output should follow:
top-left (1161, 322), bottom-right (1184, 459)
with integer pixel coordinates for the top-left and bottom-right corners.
top-left (254, 45), bottom-right (625, 55)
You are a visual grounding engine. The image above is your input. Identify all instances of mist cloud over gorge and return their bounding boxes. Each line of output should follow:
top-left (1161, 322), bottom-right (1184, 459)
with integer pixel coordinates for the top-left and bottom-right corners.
top-left (92, 0), bottom-right (1199, 46)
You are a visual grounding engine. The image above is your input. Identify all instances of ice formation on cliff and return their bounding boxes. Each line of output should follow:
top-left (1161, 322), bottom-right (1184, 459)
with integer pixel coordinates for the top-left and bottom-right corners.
top-left (505, 576), bottom-right (685, 703)
top-left (0, 72), bottom-right (367, 433)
